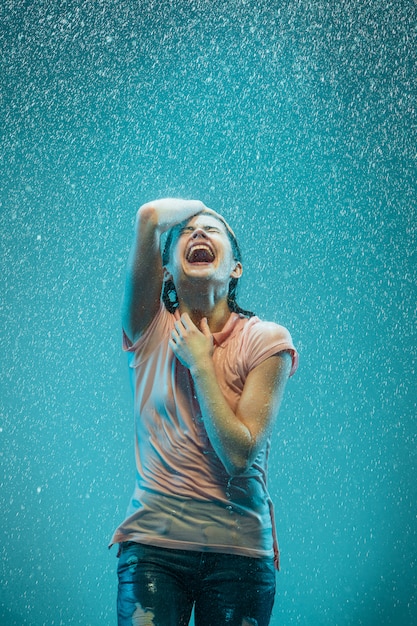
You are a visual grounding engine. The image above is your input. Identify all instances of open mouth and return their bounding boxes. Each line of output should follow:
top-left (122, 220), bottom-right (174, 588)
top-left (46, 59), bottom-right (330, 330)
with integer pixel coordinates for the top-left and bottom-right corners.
top-left (186, 244), bottom-right (215, 264)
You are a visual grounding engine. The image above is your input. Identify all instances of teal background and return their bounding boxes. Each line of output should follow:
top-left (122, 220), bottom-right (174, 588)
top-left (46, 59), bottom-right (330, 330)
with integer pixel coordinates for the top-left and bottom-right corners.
top-left (1, 1), bottom-right (415, 624)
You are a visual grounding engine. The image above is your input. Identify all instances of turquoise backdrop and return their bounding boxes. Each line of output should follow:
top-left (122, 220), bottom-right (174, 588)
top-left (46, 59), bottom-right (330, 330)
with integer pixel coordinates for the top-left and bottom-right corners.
top-left (1, 1), bottom-right (415, 624)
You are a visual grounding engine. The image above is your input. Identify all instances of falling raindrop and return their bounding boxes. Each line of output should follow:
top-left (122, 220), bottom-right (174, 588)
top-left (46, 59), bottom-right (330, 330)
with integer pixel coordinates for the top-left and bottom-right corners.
top-left (1, 1), bottom-right (415, 624)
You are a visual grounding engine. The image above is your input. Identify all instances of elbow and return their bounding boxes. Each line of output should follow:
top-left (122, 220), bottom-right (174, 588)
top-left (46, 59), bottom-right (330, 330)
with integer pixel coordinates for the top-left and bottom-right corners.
top-left (228, 465), bottom-right (249, 478)
top-left (136, 203), bottom-right (158, 226)
top-left (223, 453), bottom-right (253, 477)
top-left (222, 436), bottom-right (258, 477)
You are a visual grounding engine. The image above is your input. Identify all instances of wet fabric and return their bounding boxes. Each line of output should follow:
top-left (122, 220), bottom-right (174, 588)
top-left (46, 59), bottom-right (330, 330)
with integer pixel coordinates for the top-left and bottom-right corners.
top-left (117, 542), bottom-right (276, 626)
top-left (110, 303), bottom-right (298, 563)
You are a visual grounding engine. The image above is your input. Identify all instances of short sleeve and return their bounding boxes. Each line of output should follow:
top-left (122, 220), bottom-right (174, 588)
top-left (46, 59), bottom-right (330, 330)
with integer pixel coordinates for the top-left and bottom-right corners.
top-left (240, 318), bottom-right (298, 377)
top-left (122, 303), bottom-right (175, 368)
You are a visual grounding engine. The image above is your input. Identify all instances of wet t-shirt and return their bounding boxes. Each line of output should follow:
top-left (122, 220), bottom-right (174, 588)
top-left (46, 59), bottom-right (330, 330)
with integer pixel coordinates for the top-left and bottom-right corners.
top-left (110, 304), bottom-right (298, 568)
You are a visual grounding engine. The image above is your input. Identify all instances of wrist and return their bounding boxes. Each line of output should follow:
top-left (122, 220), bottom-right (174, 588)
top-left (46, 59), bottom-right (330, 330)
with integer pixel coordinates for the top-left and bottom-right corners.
top-left (189, 356), bottom-right (215, 380)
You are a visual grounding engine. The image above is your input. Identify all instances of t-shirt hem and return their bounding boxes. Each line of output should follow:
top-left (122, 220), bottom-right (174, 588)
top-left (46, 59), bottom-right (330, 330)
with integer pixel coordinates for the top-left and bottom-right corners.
top-left (109, 533), bottom-right (274, 560)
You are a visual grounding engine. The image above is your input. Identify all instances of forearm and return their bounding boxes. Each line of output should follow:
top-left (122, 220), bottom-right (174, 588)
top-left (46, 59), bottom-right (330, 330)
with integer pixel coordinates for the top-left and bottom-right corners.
top-left (190, 360), bottom-right (254, 476)
top-left (139, 198), bottom-right (207, 235)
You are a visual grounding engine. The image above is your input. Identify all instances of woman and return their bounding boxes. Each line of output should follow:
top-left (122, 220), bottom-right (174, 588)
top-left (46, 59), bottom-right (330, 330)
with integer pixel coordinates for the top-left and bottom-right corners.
top-left (111, 198), bottom-right (298, 626)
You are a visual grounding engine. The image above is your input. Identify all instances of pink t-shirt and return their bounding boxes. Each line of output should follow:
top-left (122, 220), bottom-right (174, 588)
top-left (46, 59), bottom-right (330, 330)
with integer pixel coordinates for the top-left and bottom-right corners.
top-left (110, 304), bottom-right (298, 568)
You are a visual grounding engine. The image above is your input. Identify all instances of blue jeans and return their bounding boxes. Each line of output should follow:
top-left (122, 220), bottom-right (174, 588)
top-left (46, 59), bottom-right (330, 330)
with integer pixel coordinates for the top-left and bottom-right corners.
top-left (117, 542), bottom-right (276, 626)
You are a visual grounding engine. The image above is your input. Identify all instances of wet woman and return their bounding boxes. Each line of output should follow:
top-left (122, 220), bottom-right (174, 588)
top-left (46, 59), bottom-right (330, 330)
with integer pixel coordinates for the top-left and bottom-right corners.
top-left (111, 198), bottom-right (298, 626)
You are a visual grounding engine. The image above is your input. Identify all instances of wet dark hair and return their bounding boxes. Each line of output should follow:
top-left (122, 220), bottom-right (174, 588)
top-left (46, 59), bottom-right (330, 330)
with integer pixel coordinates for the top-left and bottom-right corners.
top-left (161, 213), bottom-right (255, 318)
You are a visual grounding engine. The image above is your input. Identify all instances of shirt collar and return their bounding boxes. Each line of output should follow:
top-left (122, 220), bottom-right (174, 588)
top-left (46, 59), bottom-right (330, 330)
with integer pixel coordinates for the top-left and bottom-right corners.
top-left (212, 312), bottom-right (243, 347)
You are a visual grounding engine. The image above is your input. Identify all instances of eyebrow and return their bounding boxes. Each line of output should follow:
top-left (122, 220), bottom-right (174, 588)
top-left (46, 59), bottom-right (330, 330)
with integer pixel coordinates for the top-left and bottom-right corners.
top-left (181, 223), bottom-right (222, 231)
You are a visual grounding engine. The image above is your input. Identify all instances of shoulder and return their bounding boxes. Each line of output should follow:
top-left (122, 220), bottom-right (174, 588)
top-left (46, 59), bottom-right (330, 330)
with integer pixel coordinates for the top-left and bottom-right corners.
top-left (123, 302), bottom-right (175, 353)
top-left (237, 316), bottom-right (298, 377)
top-left (241, 316), bottom-right (294, 346)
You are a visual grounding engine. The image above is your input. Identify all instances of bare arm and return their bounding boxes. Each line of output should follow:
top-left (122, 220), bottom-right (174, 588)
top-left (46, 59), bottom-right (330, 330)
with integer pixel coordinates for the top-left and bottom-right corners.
top-left (170, 314), bottom-right (292, 475)
top-left (122, 199), bottom-right (207, 343)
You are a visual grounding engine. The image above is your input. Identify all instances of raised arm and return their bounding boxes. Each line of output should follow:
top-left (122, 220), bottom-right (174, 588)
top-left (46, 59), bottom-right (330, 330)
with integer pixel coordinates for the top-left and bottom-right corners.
top-left (122, 198), bottom-right (207, 344)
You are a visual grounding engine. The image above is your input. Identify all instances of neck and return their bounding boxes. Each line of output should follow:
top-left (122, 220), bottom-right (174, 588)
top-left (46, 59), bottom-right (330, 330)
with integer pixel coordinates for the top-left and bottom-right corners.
top-left (178, 293), bottom-right (232, 332)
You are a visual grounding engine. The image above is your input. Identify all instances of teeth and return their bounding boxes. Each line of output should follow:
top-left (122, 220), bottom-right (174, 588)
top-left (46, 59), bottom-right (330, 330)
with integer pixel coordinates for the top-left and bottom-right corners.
top-left (191, 245), bottom-right (212, 253)
top-left (187, 245), bottom-right (215, 262)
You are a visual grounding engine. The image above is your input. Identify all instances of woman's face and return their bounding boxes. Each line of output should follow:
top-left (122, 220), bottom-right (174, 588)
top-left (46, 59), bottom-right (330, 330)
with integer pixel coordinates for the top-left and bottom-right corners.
top-left (164, 214), bottom-right (242, 290)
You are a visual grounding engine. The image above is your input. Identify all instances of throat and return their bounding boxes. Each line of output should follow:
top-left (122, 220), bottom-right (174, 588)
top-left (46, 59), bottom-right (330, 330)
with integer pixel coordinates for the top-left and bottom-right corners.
top-left (178, 298), bottom-right (232, 333)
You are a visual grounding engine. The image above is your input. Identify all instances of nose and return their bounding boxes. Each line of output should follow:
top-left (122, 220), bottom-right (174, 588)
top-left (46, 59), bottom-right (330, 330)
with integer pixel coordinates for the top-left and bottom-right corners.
top-left (191, 228), bottom-right (207, 239)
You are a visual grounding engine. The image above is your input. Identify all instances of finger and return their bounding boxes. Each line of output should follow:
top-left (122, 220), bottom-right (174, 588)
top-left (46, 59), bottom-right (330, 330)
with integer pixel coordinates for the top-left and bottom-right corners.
top-left (200, 317), bottom-right (211, 337)
top-left (180, 313), bottom-right (195, 330)
top-left (173, 320), bottom-right (183, 334)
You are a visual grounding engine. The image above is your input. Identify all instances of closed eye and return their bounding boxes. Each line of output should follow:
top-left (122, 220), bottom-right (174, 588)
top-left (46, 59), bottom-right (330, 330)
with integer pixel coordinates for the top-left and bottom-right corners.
top-left (180, 225), bottom-right (221, 234)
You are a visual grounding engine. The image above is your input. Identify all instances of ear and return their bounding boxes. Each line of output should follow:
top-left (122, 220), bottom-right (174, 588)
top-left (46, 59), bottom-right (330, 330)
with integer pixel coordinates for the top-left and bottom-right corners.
top-left (231, 261), bottom-right (243, 279)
